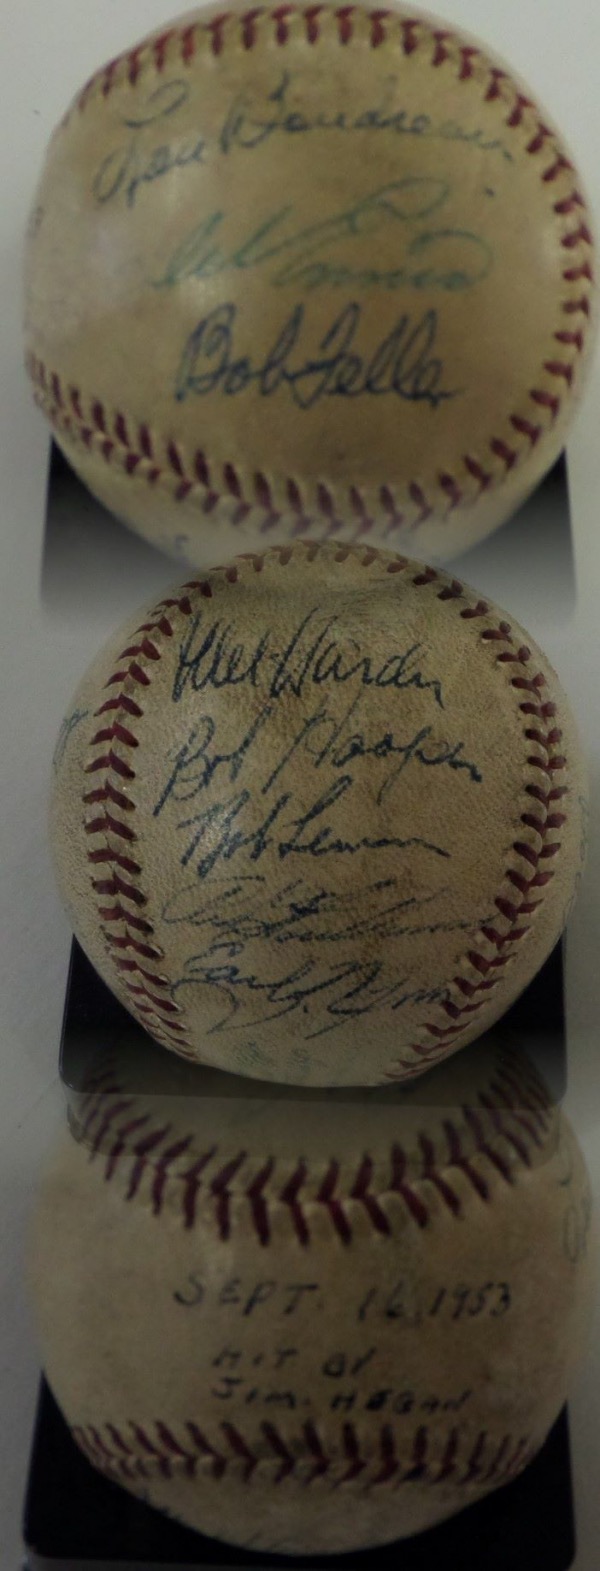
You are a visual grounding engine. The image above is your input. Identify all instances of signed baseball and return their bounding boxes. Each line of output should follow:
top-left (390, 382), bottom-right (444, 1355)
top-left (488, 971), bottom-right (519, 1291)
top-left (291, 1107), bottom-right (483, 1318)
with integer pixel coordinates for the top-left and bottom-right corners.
top-left (29, 1038), bottom-right (595, 1553)
top-left (24, 2), bottom-right (596, 565)
top-left (50, 542), bottom-right (587, 1085)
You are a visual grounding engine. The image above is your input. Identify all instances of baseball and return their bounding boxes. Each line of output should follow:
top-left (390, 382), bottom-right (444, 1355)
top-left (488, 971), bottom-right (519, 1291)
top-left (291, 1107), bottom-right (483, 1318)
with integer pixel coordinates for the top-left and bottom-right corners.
top-left (24, 2), bottom-right (596, 565)
top-left (50, 542), bottom-right (587, 1086)
top-left (29, 1037), bottom-right (595, 1554)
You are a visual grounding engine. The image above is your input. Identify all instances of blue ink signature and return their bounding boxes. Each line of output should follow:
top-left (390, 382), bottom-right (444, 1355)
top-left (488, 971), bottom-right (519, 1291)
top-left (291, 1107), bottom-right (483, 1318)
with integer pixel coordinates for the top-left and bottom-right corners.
top-left (172, 944), bottom-right (449, 1038)
top-left (220, 71), bottom-right (514, 164)
top-left (153, 178), bottom-right (494, 295)
top-left (171, 609), bottom-right (447, 707)
top-left (154, 701), bottom-right (482, 823)
top-left (167, 776), bottom-right (451, 880)
top-left (161, 871), bottom-right (485, 949)
top-left (91, 70), bottom-right (513, 214)
top-left (175, 301), bottom-right (460, 410)
top-left (92, 81), bottom-right (206, 210)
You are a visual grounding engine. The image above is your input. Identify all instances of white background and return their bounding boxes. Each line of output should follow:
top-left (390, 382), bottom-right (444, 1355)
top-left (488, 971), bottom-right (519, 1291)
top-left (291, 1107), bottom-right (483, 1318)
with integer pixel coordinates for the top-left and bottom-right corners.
top-left (2, 1), bottom-right (600, 1564)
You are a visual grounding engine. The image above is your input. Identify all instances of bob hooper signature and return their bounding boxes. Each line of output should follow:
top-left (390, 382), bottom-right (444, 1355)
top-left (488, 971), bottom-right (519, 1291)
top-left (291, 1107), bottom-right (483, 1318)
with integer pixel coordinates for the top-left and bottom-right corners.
top-left (154, 178), bottom-right (494, 295)
top-left (175, 301), bottom-right (461, 410)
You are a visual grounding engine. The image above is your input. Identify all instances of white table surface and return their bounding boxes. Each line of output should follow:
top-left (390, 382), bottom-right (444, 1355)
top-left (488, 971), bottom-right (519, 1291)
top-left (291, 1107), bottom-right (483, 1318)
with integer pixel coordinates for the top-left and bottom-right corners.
top-left (2, 1), bottom-right (600, 1564)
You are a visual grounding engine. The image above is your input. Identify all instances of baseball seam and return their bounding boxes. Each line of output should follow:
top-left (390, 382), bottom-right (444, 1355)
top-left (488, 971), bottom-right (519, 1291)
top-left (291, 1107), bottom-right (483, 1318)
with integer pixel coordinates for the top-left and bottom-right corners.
top-left (72, 1414), bottom-right (537, 1490)
top-left (74, 1049), bottom-right (553, 1241)
top-left (78, 543), bottom-right (568, 1077)
top-left (27, 4), bottom-right (594, 538)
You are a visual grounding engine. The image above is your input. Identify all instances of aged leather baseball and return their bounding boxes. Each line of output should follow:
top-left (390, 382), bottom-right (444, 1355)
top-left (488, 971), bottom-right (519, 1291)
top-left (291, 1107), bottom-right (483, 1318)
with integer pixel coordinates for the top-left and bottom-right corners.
top-left (24, 2), bottom-right (596, 565)
top-left (50, 541), bottom-right (587, 1085)
top-left (29, 1037), bottom-right (595, 1553)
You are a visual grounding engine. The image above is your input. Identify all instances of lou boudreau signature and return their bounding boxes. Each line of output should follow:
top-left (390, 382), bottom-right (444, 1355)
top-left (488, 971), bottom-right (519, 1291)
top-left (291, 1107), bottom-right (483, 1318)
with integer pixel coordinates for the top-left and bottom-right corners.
top-left (175, 300), bottom-right (462, 409)
top-left (91, 67), bottom-right (512, 216)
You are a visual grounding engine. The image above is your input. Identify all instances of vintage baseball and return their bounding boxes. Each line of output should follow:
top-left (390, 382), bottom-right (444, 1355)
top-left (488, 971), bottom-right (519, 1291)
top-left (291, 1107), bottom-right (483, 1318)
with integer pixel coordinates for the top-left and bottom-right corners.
top-left (50, 542), bottom-right (587, 1085)
top-left (24, 2), bottom-right (596, 565)
top-left (29, 1038), bottom-right (595, 1554)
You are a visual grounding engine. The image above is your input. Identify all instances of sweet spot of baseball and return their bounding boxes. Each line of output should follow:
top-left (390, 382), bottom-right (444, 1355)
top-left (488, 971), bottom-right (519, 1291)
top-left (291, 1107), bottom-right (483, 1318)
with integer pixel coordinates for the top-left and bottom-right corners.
top-left (29, 1038), bottom-right (596, 1553)
top-left (24, 2), bottom-right (596, 563)
top-left (50, 542), bottom-right (587, 1086)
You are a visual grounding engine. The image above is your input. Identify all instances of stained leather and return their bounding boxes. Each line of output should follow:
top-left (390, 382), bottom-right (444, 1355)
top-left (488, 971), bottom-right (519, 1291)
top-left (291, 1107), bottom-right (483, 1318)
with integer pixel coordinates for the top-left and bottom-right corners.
top-left (29, 1035), bottom-right (596, 1552)
top-left (49, 542), bottom-right (588, 1085)
top-left (24, 2), bottom-right (597, 565)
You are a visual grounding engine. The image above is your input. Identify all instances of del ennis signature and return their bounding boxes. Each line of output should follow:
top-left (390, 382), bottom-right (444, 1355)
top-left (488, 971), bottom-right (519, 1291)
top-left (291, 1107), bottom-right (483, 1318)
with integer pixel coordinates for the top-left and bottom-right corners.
top-left (174, 300), bottom-right (460, 410)
top-left (154, 179), bottom-right (494, 296)
top-left (91, 71), bottom-right (513, 213)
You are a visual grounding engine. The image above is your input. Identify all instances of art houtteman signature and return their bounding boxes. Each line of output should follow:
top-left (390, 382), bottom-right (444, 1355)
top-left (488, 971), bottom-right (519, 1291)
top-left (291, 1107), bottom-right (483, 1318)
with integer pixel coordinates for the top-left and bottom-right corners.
top-left (174, 300), bottom-right (461, 410)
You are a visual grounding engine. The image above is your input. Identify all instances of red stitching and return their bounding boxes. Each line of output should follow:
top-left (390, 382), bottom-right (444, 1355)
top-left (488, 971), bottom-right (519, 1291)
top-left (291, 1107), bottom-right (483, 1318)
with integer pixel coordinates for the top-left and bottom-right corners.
top-left (82, 588), bottom-right (201, 1056)
top-left (80, 1046), bottom-right (552, 1241)
top-left (72, 1416), bottom-right (534, 1489)
top-left (42, 8), bottom-right (592, 532)
top-left (29, 268), bottom-right (588, 531)
top-left (68, 547), bottom-right (571, 1078)
top-left (383, 575), bottom-right (567, 1076)
top-left (222, 1422), bottom-right (258, 1479)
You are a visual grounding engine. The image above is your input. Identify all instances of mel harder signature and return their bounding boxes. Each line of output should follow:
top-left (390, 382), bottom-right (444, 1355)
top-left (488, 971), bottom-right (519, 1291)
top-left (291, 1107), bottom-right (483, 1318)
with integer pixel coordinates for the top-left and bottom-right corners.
top-left (175, 300), bottom-right (460, 410)
top-left (171, 609), bottom-right (448, 706)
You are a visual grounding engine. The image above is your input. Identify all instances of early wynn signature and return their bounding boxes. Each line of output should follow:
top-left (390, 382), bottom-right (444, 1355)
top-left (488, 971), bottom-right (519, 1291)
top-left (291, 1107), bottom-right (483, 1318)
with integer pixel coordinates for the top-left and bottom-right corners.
top-left (172, 946), bottom-right (449, 1038)
top-left (175, 301), bottom-right (460, 410)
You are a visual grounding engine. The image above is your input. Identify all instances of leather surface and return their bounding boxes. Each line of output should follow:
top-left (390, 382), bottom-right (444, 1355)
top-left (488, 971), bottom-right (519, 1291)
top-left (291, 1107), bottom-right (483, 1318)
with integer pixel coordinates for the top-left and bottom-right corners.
top-left (29, 1037), bottom-right (596, 1553)
top-left (49, 542), bottom-right (588, 1085)
top-left (23, 1), bottom-right (597, 565)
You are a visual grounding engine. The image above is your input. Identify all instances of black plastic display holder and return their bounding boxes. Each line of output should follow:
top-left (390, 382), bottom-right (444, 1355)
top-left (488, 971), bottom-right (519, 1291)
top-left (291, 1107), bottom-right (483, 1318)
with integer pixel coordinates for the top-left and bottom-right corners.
top-left (23, 1380), bottom-right (575, 1571)
top-left (23, 938), bottom-right (575, 1570)
top-left (58, 937), bottom-right (569, 1103)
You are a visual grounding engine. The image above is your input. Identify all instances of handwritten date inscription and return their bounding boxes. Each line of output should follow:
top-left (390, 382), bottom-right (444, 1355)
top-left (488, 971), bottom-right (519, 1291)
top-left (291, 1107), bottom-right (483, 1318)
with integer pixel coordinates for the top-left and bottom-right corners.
top-left (172, 1274), bottom-right (511, 1417)
top-left (174, 1273), bottom-right (512, 1324)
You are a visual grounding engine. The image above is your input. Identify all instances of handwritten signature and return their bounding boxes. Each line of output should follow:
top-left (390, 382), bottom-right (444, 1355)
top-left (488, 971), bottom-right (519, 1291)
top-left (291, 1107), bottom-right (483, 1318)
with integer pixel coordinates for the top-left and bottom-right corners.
top-left (93, 82), bottom-right (206, 210)
top-left (175, 300), bottom-right (460, 410)
top-left (91, 70), bottom-right (512, 212)
top-left (172, 943), bottom-right (449, 1038)
top-left (168, 776), bottom-right (451, 881)
top-left (162, 872), bottom-right (485, 950)
top-left (53, 708), bottom-right (89, 773)
top-left (154, 178), bottom-right (494, 295)
top-left (154, 701), bottom-right (482, 823)
top-left (220, 71), bottom-right (514, 163)
top-left (172, 610), bottom-right (447, 706)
